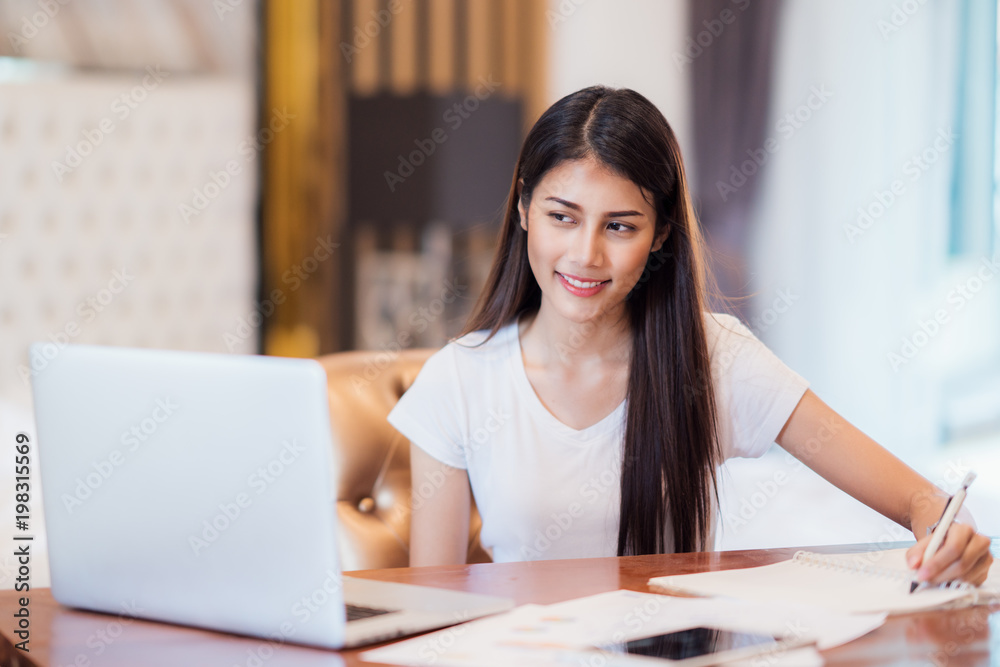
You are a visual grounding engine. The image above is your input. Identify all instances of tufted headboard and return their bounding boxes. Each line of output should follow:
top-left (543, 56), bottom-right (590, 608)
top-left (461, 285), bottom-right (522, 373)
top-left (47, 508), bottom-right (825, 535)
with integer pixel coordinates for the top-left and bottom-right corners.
top-left (0, 68), bottom-right (259, 589)
top-left (0, 68), bottom-right (259, 409)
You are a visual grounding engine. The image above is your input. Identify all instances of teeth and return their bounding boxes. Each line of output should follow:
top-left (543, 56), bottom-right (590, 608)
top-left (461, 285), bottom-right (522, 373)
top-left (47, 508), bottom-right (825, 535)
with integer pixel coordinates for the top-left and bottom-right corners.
top-left (561, 274), bottom-right (605, 289)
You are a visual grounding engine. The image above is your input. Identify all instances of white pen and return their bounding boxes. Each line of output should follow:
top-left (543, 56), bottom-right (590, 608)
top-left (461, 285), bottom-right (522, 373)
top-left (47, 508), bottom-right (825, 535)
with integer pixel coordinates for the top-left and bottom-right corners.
top-left (910, 471), bottom-right (977, 593)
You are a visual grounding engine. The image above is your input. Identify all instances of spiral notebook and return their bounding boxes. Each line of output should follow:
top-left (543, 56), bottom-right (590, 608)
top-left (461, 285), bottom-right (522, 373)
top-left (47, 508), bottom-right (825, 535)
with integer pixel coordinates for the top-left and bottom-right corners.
top-left (648, 548), bottom-right (1000, 615)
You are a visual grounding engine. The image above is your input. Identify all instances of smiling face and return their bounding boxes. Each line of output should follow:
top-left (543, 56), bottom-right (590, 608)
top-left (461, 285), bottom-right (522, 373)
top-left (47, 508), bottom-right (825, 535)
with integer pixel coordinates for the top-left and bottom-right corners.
top-left (518, 156), bottom-right (668, 330)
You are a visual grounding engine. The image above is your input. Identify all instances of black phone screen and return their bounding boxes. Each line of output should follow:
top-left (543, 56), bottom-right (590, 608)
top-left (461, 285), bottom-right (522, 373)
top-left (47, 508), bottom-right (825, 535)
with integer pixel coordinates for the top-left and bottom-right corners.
top-left (600, 626), bottom-right (782, 660)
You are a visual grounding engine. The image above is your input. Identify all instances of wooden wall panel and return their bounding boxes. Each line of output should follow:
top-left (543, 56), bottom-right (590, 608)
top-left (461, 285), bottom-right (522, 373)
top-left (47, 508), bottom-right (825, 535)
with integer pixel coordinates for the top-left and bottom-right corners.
top-left (428, 0), bottom-right (456, 94)
top-left (389, 0), bottom-right (419, 94)
top-left (465, 0), bottom-right (495, 90)
top-left (352, 0), bottom-right (380, 96)
top-left (266, 0), bottom-right (548, 353)
top-left (501, 0), bottom-right (520, 94)
top-left (263, 0), bottom-right (343, 356)
top-left (517, 0), bottom-right (549, 131)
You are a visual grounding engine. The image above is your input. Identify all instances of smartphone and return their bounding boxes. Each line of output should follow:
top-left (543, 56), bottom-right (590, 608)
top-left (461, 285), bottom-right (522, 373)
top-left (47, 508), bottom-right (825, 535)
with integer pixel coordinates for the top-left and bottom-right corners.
top-left (593, 626), bottom-right (812, 666)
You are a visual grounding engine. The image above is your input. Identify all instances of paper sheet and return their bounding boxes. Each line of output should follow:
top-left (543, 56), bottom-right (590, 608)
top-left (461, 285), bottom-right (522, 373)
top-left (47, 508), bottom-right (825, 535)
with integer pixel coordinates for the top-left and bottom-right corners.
top-left (360, 589), bottom-right (884, 666)
top-left (648, 548), bottom-right (999, 615)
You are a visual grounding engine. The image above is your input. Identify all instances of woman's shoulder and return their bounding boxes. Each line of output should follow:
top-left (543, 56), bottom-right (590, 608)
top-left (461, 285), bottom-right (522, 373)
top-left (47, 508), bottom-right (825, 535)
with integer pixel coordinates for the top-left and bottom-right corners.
top-left (700, 311), bottom-right (775, 374)
top-left (701, 310), bottom-right (804, 383)
top-left (428, 320), bottom-right (518, 369)
top-left (702, 311), bottom-right (757, 345)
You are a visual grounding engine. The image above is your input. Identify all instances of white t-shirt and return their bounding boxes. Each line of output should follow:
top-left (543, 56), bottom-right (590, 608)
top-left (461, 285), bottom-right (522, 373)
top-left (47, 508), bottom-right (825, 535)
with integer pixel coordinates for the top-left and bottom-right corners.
top-left (387, 312), bottom-right (809, 563)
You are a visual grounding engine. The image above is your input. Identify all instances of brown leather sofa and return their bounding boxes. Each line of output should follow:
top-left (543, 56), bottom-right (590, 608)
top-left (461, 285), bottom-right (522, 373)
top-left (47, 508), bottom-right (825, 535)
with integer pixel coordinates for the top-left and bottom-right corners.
top-left (317, 348), bottom-right (491, 571)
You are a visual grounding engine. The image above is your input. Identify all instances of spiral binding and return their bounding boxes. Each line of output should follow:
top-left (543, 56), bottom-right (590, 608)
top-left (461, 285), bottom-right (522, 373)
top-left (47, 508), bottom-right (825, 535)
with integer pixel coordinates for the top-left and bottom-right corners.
top-left (791, 551), bottom-right (971, 591)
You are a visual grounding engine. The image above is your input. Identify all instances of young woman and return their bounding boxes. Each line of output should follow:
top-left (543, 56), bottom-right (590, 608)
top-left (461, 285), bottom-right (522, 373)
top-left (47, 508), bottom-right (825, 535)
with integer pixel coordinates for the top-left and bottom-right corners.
top-left (387, 86), bottom-right (992, 585)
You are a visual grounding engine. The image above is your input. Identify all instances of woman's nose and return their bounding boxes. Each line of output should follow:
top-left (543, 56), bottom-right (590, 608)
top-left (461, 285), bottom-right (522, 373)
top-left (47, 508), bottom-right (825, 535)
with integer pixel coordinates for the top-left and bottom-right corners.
top-left (568, 226), bottom-right (603, 266)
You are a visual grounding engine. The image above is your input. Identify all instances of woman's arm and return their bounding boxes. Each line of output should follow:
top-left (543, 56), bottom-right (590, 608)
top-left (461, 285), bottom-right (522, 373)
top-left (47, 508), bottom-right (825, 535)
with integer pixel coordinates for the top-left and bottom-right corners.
top-left (409, 442), bottom-right (472, 567)
top-left (775, 389), bottom-right (993, 585)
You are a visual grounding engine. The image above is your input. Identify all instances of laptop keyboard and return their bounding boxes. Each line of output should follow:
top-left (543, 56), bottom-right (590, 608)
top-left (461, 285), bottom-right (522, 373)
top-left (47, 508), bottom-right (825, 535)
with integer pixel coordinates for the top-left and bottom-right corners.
top-left (346, 603), bottom-right (394, 622)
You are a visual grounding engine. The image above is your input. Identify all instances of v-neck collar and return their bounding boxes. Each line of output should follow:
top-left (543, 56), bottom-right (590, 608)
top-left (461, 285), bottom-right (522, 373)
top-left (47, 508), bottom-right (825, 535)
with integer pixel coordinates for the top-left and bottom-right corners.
top-left (505, 319), bottom-right (626, 441)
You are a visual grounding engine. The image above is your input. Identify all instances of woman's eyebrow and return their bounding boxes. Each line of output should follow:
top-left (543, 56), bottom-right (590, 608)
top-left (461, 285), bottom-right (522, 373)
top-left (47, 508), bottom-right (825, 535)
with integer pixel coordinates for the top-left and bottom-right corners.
top-left (544, 196), bottom-right (644, 218)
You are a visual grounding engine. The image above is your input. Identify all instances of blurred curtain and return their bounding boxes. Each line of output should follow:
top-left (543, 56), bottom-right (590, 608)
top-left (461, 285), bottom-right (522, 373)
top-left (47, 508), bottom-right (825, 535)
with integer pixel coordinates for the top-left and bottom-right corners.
top-left (688, 0), bottom-right (783, 316)
top-left (747, 0), bottom-right (977, 458)
top-left (948, 0), bottom-right (997, 258)
top-left (940, 0), bottom-right (999, 440)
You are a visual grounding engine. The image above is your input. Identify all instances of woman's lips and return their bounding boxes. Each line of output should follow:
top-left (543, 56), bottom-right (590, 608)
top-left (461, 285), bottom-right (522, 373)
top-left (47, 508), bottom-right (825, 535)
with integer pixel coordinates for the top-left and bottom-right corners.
top-left (556, 272), bottom-right (610, 297)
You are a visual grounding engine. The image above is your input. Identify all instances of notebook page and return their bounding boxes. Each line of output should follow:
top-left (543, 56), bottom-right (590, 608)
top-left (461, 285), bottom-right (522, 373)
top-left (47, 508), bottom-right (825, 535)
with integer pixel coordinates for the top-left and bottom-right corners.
top-left (648, 551), bottom-right (971, 615)
top-left (835, 547), bottom-right (1000, 603)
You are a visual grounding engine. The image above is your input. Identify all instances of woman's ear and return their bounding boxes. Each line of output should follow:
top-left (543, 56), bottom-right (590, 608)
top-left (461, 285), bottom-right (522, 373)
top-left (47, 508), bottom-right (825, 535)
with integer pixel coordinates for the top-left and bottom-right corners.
top-left (517, 179), bottom-right (527, 231)
top-left (651, 224), bottom-right (670, 253)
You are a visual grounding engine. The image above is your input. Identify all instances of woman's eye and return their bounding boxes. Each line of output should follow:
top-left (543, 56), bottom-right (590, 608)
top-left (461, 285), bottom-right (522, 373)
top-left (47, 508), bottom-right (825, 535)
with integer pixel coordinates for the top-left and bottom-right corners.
top-left (607, 221), bottom-right (633, 233)
top-left (549, 213), bottom-right (573, 223)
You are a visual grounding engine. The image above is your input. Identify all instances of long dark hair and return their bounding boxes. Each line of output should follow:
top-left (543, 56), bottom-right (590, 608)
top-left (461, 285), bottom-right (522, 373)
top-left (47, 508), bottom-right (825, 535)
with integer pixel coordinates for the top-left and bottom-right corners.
top-left (460, 85), bottom-right (724, 555)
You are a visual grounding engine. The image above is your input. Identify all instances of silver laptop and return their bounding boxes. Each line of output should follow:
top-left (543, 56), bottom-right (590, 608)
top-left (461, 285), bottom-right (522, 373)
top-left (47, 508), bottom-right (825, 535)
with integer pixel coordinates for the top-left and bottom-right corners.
top-left (30, 343), bottom-right (513, 649)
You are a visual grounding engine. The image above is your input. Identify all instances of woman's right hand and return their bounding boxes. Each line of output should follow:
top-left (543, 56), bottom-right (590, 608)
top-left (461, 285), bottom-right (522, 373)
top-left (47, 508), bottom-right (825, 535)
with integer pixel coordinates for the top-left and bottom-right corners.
top-left (408, 442), bottom-right (472, 567)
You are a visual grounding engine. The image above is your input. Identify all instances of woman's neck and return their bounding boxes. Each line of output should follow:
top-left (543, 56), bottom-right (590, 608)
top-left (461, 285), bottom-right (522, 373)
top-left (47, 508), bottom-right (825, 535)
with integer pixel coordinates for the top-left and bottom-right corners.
top-left (518, 303), bottom-right (632, 369)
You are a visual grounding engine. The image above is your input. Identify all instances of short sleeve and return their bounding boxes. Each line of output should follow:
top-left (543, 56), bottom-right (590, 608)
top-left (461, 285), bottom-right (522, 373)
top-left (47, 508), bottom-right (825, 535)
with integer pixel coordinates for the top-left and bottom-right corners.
top-left (707, 313), bottom-right (810, 460)
top-left (386, 346), bottom-right (469, 470)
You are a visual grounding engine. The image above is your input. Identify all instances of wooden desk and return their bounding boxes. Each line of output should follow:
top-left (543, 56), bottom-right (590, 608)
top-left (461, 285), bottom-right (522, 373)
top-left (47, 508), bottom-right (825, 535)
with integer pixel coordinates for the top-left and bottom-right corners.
top-left (1, 542), bottom-right (997, 666)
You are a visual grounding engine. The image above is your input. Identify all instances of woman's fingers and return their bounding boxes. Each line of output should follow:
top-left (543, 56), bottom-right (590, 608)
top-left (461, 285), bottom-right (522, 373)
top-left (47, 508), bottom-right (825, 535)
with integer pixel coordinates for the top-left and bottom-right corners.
top-left (961, 550), bottom-right (994, 587)
top-left (927, 535), bottom-right (993, 586)
top-left (916, 527), bottom-right (967, 582)
top-left (906, 535), bottom-right (930, 569)
top-left (914, 524), bottom-right (993, 585)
